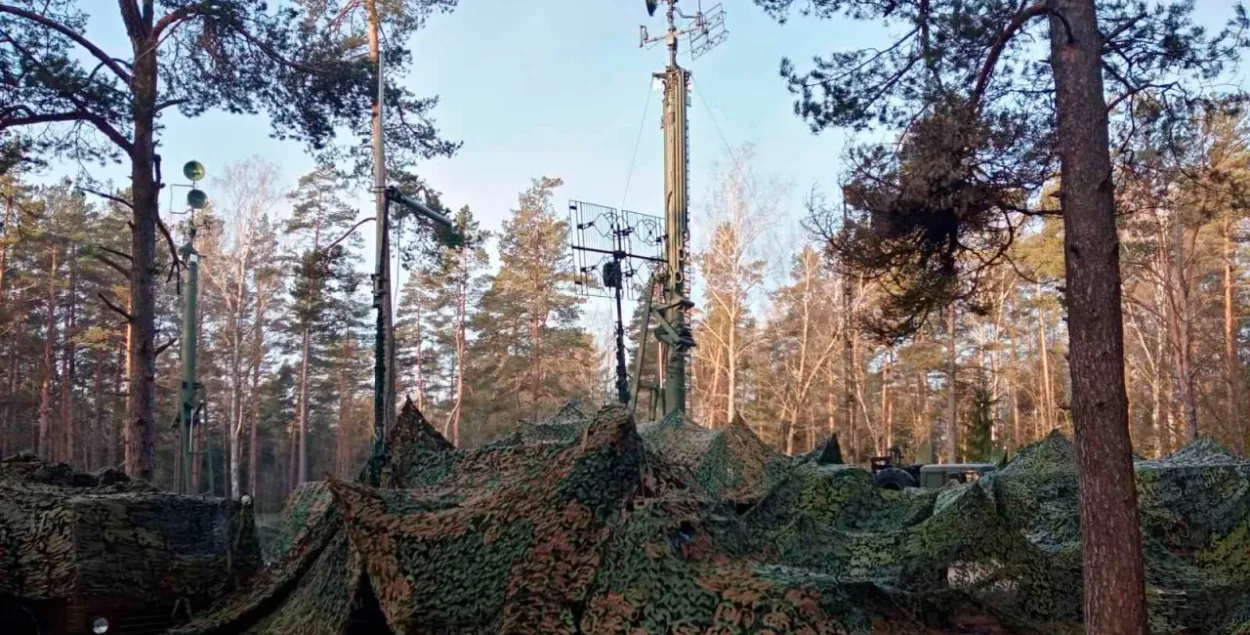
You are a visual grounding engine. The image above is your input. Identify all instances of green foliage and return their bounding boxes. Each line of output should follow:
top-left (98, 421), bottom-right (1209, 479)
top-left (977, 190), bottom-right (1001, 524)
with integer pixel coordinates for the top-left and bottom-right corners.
top-left (463, 177), bottom-right (600, 443)
top-left (766, 0), bottom-right (1246, 336)
top-left (964, 384), bottom-right (996, 463)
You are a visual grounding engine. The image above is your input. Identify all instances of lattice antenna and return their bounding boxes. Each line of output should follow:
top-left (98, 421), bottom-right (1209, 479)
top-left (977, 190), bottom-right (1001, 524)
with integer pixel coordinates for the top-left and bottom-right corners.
top-left (639, 1), bottom-right (728, 64)
top-left (568, 201), bottom-right (665, 405)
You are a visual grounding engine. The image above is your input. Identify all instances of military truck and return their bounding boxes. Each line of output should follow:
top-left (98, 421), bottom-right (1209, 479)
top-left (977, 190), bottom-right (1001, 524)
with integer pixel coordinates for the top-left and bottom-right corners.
top-left (869, 450), bottom-right (997, 490)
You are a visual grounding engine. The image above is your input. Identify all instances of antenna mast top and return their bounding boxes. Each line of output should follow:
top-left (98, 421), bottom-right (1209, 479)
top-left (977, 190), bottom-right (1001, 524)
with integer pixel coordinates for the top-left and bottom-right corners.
top-left (640, 1), bottom-right (727, 67)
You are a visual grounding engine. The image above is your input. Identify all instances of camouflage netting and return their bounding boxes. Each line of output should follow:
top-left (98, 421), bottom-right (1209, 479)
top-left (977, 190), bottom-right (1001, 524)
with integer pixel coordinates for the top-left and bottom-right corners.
top-left (175, 401), bottom-right (1250, 634)
top-left (0, 452), bottom-right (260, 607)
top-left (638, 412), bottom-right (794, 505)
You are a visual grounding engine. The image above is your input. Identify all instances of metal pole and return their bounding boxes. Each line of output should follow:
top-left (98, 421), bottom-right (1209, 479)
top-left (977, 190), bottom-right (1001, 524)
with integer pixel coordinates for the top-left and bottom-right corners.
top-left (659, 42), bottom-right (691, 417)
top-left (628, 275), bottom-right (656, 418)
top-left (178, 232), bottom-right (198, 494)
top-left (372, 43), bottom-right (395, 446)
top-left (613, 276), bottom-right (630, 405)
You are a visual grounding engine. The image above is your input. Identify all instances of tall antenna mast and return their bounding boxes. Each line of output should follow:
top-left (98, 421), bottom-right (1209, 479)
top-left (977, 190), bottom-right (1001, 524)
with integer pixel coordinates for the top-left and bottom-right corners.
top-left (639, 0), bottom-right (726, 418)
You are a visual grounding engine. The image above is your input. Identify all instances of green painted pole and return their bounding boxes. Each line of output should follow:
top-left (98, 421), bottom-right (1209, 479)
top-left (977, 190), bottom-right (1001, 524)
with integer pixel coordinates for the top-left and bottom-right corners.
top-left (179, 234), bottom-right (199, 494)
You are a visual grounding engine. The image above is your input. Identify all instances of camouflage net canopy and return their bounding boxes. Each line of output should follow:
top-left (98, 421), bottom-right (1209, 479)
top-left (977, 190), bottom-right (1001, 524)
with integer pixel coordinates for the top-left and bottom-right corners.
top-left (0, 452), bottom-right (260, 631)
top-left (177, 403), bottom-right (1250, 634)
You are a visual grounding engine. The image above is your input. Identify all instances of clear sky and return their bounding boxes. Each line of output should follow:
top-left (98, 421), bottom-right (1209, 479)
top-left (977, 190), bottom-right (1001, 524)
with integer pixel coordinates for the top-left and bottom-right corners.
top-left (61, 0), bottom-right (1244, 341)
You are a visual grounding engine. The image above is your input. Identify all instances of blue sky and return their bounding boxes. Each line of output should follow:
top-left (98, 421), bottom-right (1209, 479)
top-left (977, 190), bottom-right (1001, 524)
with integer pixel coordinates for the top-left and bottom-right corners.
top-left (58, 0), bottom-right (1243, 339)
top-left (77, 0), bottom-right (867, 232)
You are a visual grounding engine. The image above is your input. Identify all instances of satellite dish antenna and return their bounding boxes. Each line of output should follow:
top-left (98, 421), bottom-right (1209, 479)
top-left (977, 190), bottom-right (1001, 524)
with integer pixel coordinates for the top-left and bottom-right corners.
top-left (182, 160), bottom-right (205, 182)
top-left (646, 0), bottom-right (658, 17)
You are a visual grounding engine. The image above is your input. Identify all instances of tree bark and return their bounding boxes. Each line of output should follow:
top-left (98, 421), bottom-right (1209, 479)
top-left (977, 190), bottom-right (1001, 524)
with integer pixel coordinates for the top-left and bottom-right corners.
top-left (947, 302), bottom-right (958, 462)
top-left (843, 265), bottom-right (856, 455)
top-left (1172, 213), bottom-right (1198, 442)
top-left (1037, 283), bottom-right (1055, 434)
top-left (125, 29), bottom-right (159, 482)
top-left (449, 257), bottom-right (468, 447)
top-left (248, 282), bottom-right (269, 498)
top-left (0, 194), bottom-right (11, 457)
top-left (1049, 1), bottom-right (1147, 630)
top-left (297, 327), bottom-right (311, 484)
top-left (882, 347), bottom-right (892, 452)
top-left (38, 244), bottom-right (58, 459)
top-left (60, 255), bottom-right (76, 464)
top-left (1006, 313), bottom-right (1023, 448)
top-left (93, 346), bottom-right (105, 470)
top-left (1225, 214), bottom-right (1243, 453)
top-left (296, 217), bottom-right (321, 485)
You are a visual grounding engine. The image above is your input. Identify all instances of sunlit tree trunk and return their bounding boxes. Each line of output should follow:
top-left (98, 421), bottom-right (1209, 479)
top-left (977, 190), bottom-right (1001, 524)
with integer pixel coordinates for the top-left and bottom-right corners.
top-left (1037, 283), bottom-right (1054, 435)
top-left (1049, 0), bottom-right (1147, 627)
top-left (92, 346), bottom-right (105, 470)
top-left (946, 303), bottom-right (958, 462)
top-left (1171, 215), bottom-right (1198, 442)
top-left (38, 245), bottom-right (58, 459)
top-left (60, 256), bottom-right (76, 464)
top-left (1225, 214), bottom-right (1243, 453)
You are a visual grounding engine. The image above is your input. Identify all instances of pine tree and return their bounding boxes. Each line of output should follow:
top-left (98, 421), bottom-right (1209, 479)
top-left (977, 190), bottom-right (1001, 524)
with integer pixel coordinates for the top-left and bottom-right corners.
top-left (965, 383), bottom-right (995, 463)
top-left (425, 206), bottom-right (490, 446)
top-left (286, 164), bottom-right (364, 486)
top-left (465, 177), bottom-right (598, 443)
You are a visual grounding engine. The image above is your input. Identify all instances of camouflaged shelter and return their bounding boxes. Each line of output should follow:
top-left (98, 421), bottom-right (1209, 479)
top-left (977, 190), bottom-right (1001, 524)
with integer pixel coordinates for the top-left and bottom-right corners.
top-left (0, 452), bottom-right (260, 635)
top-left (174, 400), bottom-right (1250, 634)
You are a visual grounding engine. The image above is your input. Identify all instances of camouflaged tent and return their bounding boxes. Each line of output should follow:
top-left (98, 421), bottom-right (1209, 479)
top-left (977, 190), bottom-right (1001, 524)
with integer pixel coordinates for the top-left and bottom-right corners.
top-left (0, 452), bottom-right (259, 635)
top-left (175, 400), bottom-right (1250, 634)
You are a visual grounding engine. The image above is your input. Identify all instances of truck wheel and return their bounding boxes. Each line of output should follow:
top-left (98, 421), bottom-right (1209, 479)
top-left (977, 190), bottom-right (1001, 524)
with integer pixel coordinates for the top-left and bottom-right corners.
top-left (872, 467), bottom-right (917, 490)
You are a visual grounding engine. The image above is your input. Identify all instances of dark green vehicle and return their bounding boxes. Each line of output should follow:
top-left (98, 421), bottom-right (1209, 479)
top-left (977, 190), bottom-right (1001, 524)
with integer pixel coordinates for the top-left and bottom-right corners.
top-left (869, 452), bottom-right (997, 490)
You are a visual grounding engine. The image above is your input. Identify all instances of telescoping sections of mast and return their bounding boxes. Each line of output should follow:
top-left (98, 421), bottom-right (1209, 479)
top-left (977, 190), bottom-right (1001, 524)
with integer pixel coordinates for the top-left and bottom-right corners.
top-left (639, 0), bottom-right (726, 418)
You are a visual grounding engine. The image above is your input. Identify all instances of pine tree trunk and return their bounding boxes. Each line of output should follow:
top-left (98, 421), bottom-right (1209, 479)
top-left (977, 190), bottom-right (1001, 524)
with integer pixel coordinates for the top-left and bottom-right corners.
top-left (826, 366), bottom-right (836, 438)
top-left (1173, 216), bottom-right (1198, 442)
top-left (38, 244), bottom-right (58, 460)
top-left (126, 33), bottom-right (159, 482)
top-left (947, 303), bottom-right (958, 462)
top-left (0, 195), bottom-right (10, 458)
top-left (296, 218), bottom-right (321, 486)
top-left (336, 344), bottom-right (350, 478)
top-left (882, 348), bottom-right (892, 451)
top-left (249, 289), bottom-right (268, 498)
top-left (727, 312), bottom-right (737, 424)
top-left (1225, 215), bottom-right (1243, 453)
top-left (93, 346), bottom-right (105, 470)
top-left (1037, 283), bottom-right (1054, 434)
top-left (450, 264), bottom-right (467, 447)
top-left (112, 334), bottom-right (126, 468)
top-left (297, 327), bottom-right (311, 484)
top-left (1007, 317), bottom-right (1022, 448)
top-left (843, 270), bottom-right (856, 452)
top-left (60, 257), bottom-right (76, 465)
top-left (0, 191), bottom-right (10, 312)
top-left (1049, 2), bottom-right (1147, 630)
top-left (414, 301), bottom-right (426, 411)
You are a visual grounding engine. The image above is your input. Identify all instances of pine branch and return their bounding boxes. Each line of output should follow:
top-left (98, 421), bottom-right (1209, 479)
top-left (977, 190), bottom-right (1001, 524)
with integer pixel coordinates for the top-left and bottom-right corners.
top-left (93, 252), bottom-right (130, 278)
top-left (155, 337), bottom-right (177, 357)
top-left (100, 245), bottom-right (134, 262)
top-left (78, 186), bottom-right (133, 210)
top-left (98, 292), bottom-right (133, 322)
top-left (0, 4), bottom-right (132, 83)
